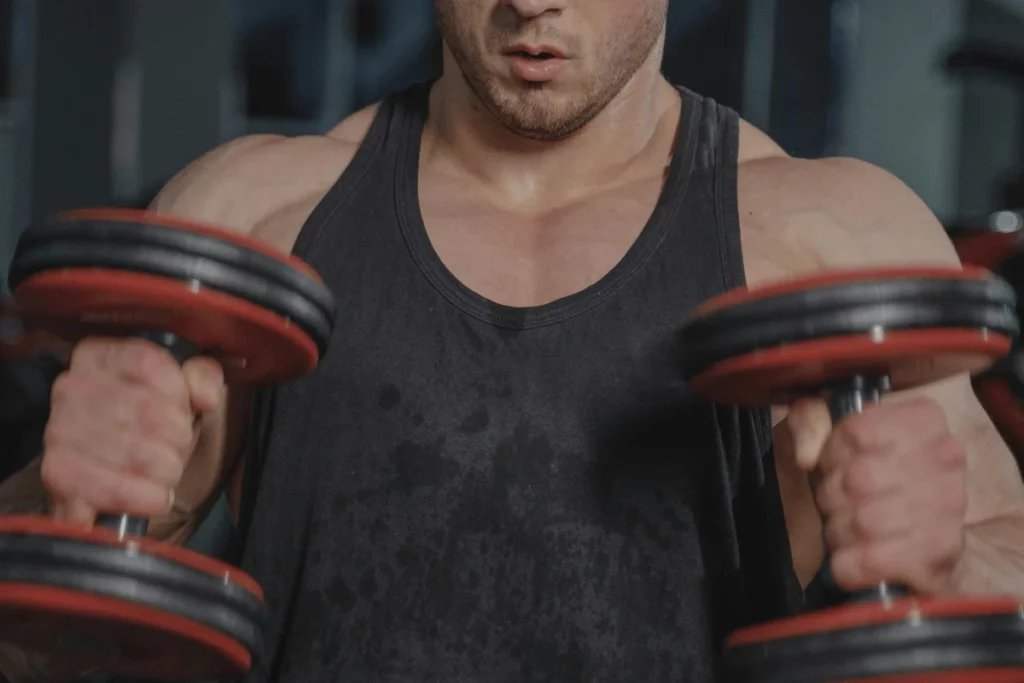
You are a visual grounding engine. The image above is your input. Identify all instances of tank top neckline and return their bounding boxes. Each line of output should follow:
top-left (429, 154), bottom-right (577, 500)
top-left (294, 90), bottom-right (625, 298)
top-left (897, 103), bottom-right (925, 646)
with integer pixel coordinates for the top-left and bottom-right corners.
top-left (394, 83), bottom-right (704, 330)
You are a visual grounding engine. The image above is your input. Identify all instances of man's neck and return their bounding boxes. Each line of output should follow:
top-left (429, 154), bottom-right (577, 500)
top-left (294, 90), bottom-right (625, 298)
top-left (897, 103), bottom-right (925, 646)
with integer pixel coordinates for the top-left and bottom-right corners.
top-left (423, 59), bottom-right (680, 212)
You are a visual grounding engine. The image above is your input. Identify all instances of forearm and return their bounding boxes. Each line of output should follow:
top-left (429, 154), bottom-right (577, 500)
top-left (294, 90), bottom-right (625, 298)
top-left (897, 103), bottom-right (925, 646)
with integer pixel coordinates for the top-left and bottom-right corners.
top-left (953, 513), bottom-right (1024, 597)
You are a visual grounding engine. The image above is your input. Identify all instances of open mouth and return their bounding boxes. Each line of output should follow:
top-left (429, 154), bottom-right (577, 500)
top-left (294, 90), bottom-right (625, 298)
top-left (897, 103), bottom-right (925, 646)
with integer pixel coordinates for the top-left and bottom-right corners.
top-left (512, 51), bottom-right (558, 61)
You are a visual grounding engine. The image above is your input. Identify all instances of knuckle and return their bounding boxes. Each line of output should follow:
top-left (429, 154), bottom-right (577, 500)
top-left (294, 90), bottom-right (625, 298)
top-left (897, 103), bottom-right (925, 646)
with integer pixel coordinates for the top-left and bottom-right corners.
top-left (852, 506), bottom-right (876, 539)
top-left (123, 341), bottom-right (186, 395)
top-left (844, 458), bottom-right (877, 499)
top-left (838, 418), bottom-right (876, 454)
top-left (49, 371), bottom-right (86, 405)
top-left (124, 340), bottom-right (167, 375)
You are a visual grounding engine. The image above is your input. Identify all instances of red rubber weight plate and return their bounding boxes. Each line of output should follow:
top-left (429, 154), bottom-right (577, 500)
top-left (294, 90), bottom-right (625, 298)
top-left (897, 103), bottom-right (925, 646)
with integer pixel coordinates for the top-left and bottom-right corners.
top-left (0, 516), bottom-right (262, 680)
top-left (693, 328), bottom-right (1009, 406)
top-left (953, 231), bottom-right (1021, 271)
top-left (684, 266), bottom-right (1015, 406)
top-left (10, 269), bottom-right (318, 383)
top-left (725, 595), bottom-right (1024, 683)
top-left (0, 301), bottom-right (71, 361)
top-left (729, 595), bottom-right (1022, 644)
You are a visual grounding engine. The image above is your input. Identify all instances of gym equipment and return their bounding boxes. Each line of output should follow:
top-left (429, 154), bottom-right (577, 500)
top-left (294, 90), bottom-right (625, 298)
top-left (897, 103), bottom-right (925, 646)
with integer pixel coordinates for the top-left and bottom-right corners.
top-left (0, 208), bottom-right (336, 680)
top-left (680, 266), bottom-right (1024, 683)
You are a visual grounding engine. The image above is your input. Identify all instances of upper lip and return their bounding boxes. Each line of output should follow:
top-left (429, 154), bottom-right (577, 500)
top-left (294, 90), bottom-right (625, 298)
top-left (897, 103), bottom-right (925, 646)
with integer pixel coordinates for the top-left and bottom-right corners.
top-left (505, 43), bottom-right (567, 59)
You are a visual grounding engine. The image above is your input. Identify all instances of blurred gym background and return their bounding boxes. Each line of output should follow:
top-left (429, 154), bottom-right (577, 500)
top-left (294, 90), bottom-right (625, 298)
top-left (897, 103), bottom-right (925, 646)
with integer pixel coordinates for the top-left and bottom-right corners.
top-left (1, 0), bottom-right (1023, 680)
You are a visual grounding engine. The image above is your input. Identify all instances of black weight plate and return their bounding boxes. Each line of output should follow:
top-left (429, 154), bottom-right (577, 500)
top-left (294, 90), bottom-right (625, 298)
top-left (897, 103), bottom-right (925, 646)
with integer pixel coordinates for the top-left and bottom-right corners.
top-left (0, 532), bottom-right (264, 655)
top-left (17, 217), bottom-right (336, 323)
top-left (8, 241), bottom-right (332, 355)
top-left (681, 277), bottom-right (1018, 380)
top-left (725, 612), bottom-right (1024, 683)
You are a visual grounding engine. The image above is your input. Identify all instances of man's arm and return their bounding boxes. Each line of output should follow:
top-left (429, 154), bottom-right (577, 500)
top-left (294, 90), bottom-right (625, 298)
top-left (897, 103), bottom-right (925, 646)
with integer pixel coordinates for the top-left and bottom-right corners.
top-left (742, 156), bottom-right (1024, 596)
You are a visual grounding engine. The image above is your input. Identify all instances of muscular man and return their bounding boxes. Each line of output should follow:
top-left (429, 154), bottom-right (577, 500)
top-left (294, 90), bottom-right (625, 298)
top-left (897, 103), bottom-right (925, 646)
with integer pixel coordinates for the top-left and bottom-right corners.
top-left (3, 0), bottom-right (1024, 681)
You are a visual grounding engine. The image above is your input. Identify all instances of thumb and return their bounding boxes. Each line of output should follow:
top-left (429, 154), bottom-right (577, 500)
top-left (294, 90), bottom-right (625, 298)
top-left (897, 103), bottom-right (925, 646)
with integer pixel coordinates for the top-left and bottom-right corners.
top-left (182, 357), bottom-right (225, 414)
top-left (786, 398), bottom-right (832, 472)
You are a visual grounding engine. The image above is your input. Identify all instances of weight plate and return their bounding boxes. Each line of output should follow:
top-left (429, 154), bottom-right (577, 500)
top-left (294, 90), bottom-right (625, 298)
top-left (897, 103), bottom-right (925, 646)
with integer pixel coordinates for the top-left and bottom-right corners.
top-left (9, 239), bottom-right (332, 354)
top-left (689, 328), bottom-right (1009, 406)
top-left (0, 302), bottom-right (71, 361)
top-left (954, 231), bottom-right (1021, 271)
top-left (681, 267), bottom-right (1017, 405)
top-left (10, 269), bottom-right (319, 383)
top-left (0, 516), bottom-right (265, 680)
top-left (18, 209), bottom-right (336, 323)
top-left (0, 584), bottom-right (249, 680)
top-left (725, 596), bottom-right (1024, 683)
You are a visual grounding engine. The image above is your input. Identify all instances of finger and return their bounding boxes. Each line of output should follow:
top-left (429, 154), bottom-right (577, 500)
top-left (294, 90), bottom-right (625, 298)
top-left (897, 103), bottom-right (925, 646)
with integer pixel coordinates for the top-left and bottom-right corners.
top-left (41, 449), bottom-right (175, 518)
top-left (182, 357), bottom-right (225, 414)
top-left (842, 450), bottom-right (904, 502)
top-left (813, 467), bottom-right (848, 515)
top-left (80, 338), bottom-right (189, 405)
top-left (786, 398), bottom-right (832, 471)
top-left (829, 527), bottom-right (965, 593)
top-left (48, 387), bottom-right (195, 456)
top-left (839, 433), bottom-right (964, 504)
top-left (62, 419), bottom-right (186, 487)
top-left (823, 490), bottom-right (933, 551)
top-left (824, 465), bottom-right (966, 548)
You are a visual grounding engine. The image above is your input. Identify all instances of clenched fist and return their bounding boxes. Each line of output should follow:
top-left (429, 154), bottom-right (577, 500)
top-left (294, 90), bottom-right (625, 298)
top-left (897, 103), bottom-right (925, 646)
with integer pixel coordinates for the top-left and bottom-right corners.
top-left (789, 395), bottom-right (968, 595)
top-left (41, 337), bottom-right (224, 525)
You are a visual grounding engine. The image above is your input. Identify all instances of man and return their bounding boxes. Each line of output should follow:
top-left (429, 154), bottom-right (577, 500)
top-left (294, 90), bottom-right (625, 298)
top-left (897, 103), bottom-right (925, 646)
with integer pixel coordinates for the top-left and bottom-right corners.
top-left (2, 0), bottom-right (1024, 681)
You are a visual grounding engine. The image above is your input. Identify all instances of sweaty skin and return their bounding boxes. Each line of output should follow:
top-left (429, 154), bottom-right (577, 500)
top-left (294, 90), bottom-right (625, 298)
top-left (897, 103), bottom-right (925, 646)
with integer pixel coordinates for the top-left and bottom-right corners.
top-left (3, 0), bottom-right (1024, 680)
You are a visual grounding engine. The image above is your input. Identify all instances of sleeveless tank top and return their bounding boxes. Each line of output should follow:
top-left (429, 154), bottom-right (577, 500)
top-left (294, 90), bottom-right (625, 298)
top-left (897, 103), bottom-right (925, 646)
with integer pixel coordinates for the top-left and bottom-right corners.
top-left (235, 81), bottom-right (801, 683)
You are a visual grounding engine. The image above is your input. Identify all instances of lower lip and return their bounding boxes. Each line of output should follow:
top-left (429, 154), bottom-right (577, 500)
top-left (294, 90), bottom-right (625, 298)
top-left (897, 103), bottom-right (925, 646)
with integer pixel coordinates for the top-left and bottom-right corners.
top-left (507, 55), bottom-right (568, 83)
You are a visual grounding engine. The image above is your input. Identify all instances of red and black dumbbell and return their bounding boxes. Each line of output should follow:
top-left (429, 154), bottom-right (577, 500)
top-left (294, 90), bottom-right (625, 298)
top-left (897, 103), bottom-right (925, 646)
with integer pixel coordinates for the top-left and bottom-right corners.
top-left (0, 209), bottom-right (335, 680)
top-left (680, 266), bottom-right (1024, 683)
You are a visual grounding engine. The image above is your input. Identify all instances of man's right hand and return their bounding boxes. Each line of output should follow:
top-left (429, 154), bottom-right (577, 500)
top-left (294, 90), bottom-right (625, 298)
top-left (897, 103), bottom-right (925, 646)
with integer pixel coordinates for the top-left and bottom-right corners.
top-left (40, 337), bottom-right (225, 525)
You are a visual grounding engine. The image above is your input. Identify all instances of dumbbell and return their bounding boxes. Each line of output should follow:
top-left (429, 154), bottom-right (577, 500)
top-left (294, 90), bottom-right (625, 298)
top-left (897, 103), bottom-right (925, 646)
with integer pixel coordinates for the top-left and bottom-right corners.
top-left (0, 208), bottom-right (335, 680)
top-left (679, 266), bottom-right (1024, 683)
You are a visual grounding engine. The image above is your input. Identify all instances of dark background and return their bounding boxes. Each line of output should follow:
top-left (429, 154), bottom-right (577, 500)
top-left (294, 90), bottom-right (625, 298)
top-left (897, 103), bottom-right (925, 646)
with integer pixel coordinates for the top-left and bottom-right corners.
top-left (1, 1), bottom-right (1023, 680)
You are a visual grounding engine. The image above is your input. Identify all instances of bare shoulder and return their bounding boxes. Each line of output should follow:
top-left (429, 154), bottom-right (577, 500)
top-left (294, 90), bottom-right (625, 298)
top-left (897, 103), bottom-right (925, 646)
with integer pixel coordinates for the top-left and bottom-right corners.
top-left (737, 118), bottom-right (789, 163)
top-left (151, 103), bottom-right (382, 252)
top-left (738, 151), bottom-right (959, 286)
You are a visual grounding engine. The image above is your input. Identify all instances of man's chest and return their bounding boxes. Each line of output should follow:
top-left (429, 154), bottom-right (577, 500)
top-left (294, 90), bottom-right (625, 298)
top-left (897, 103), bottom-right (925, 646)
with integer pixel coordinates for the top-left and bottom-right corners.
top-left (416, 171), bottom-right (665, 308)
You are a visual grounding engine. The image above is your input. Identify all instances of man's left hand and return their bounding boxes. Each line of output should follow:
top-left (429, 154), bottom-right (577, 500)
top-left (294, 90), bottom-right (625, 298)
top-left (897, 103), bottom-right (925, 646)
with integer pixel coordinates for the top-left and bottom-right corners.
top-left (788, 396), bottom-right (968, 594)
